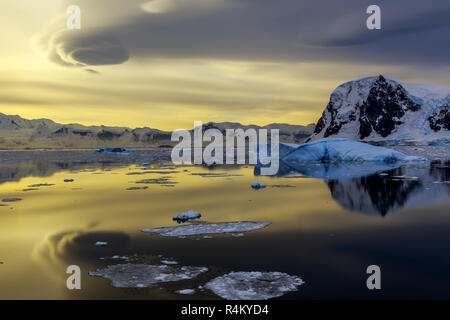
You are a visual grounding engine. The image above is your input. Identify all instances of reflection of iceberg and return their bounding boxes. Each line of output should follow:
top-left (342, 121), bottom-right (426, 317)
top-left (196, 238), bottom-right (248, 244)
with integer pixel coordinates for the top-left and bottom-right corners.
top-left (268, 161), bottom-right (403, 180)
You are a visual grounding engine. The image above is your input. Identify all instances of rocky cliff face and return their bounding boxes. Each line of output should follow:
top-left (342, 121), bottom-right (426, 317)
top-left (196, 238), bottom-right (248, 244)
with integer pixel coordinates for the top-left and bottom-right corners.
top-left (310, 75), bottom-right (450, 144)
top-left (429, 103), bottom-right (450, 132)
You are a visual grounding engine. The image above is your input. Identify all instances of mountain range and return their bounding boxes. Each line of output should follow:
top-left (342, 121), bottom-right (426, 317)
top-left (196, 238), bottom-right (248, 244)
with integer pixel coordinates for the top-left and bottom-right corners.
top-left (308, 75), bottom-right (450, 145)
top-left (3, 74), bottom-right (449, 148)
top-left (0, 113), bottom-right (314, 148)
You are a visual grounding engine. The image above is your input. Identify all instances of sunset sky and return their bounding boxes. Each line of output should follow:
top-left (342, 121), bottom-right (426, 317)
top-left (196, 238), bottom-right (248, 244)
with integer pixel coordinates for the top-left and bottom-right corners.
top-left (1, 0), bottom-right (450, 130)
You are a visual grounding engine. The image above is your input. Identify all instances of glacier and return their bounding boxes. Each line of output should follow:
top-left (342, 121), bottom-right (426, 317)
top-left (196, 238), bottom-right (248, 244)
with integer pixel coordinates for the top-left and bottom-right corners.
top-left (282, 139), bottom-right (425, 163)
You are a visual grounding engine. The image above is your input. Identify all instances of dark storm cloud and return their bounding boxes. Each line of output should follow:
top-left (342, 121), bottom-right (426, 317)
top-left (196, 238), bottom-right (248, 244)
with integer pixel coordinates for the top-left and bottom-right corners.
top-left (39, 0), bottom-right (450, 67)
top-left (67, 37), bottom-right (129, 66)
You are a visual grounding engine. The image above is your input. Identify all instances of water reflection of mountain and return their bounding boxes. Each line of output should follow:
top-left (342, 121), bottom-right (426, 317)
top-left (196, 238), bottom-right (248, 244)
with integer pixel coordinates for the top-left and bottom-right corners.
top-left (0, 161), bottom-right (119, 185)
top-left (327, 168), bottom-right (422, 216)
top-left (260, 161), bottom-right (450, 217)
top-left (329, 164), bottom-right (450, 216)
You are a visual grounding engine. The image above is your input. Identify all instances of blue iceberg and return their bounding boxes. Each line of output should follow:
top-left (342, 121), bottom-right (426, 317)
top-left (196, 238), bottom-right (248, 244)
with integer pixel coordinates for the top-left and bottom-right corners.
top-left (282, 139), bottom-right (425, 163)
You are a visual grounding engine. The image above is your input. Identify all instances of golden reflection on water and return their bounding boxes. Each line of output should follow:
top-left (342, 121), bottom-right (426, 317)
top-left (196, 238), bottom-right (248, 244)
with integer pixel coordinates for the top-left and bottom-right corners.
top-left (0, 163), bottom-right (417, 299)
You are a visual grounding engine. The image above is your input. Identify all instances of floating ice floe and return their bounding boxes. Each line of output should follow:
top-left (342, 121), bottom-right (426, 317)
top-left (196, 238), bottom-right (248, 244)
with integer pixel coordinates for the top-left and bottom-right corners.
top-left (136, 177), bottom-right (177, 186)
top-left (231, 233), bottom-right (244, 237)
top-left (126, 186), bottom-right (148, 190)
top-left (89, 264), bottom-right (208, 288)
top-left (176, 289), bottom-right (196, 295)
top-left (111, 255), bottom-right (129, 260)
top-left (282, 139), bottom-right (426, 163)
top-left (96, 148), bottom-right (127, 153)
top-left (161, 260), bottom-right (178, 265)
top-left (28, 184), bottom-right (54, 187)
top-left (270, 184), bottom-right (295, 188)
top-left (95, 241), bottom-right (108, 246)
top-left (2, 198), bottom-right (22, 202)
top-left (251, 182), bottom-right (266, 189)
top-left (142, 222), bottom-right (270, 237)
top-left (205, 271), bottom-right (304, 300)
top-left (389, 175), bottom-right (419, 181)
top-left (173, 210), bottom-right (202, 223)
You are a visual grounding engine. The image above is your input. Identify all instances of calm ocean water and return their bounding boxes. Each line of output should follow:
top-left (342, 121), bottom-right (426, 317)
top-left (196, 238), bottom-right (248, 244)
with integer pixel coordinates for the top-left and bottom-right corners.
top-left (0, 157), bottom-right (449, 299)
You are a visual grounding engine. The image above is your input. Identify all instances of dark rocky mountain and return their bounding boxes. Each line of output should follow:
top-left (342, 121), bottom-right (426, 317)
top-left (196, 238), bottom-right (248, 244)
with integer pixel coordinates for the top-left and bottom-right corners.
top-left (309, 75), bottom-right (450, 145)
top-left (429, 103), bottom-right (450, 132)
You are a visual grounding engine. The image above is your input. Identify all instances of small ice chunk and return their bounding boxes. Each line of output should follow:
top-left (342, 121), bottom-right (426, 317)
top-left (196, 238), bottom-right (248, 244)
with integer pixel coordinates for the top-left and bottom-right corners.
top-left (142, 221), bottom-right (271, 237)
top-left (177, 289), bottom-right (195, 295)
top-left (28, 184), bottom-right (54, 187)
top-left (111, 255), bottom-right (129, 260)
top-left (95, 241), bottom-right (108, 246)
top-left (205, 271), bottom-right (304, 300)
top-left (161, 260), bottom-right (178, 265)
top-left (96, 148), bottom-right (127, 153)
top-left (231, 233), bottom-right (244, 237)
top-left (173, 210), bottom-right (201, 223)
top-left (251, 182), bottom-right (266, 189)
top-left (390, 175), bottom-right (419, 180)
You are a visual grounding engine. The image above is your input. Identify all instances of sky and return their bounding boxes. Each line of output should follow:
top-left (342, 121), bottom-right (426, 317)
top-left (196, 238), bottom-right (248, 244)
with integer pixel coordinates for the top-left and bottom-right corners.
top-left (1, 0), bottom-right (450, 130)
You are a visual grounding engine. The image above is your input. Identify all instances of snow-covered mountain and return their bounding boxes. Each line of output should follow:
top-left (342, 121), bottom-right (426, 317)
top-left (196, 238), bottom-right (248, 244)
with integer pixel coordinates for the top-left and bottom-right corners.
top-left (0, 113), bottom-right (172, 148)
top-left (0, 113), bottom-right (314, 148)
top-left (309, 75), bottom-right (450, 144)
